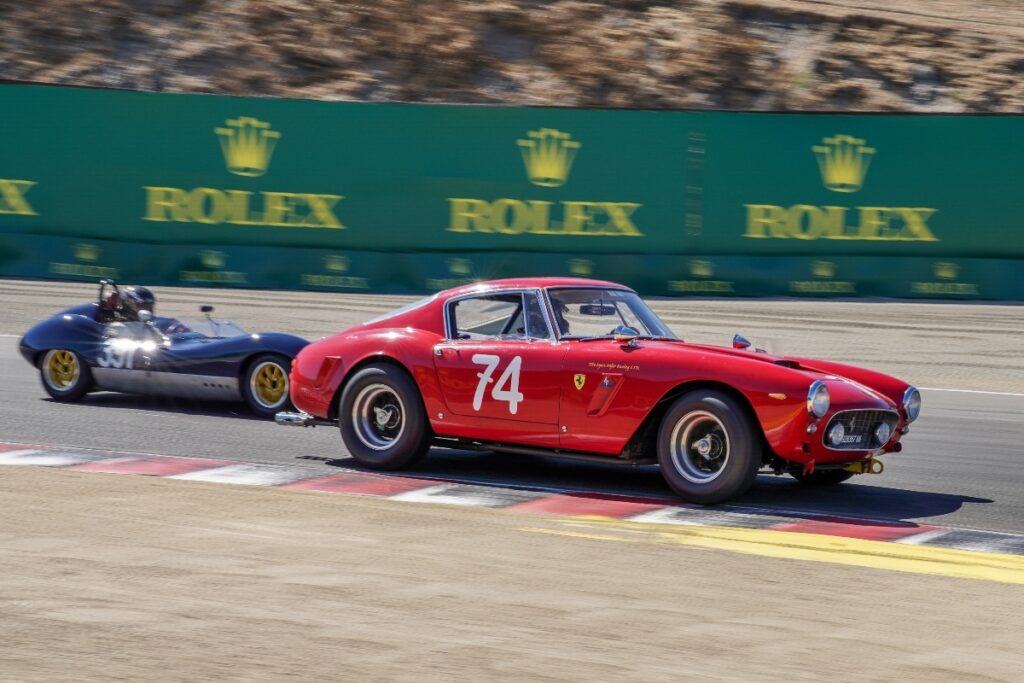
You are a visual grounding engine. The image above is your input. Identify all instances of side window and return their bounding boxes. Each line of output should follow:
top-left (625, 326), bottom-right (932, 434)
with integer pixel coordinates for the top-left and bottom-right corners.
top-left (450, 294), bottom-right (523, 340)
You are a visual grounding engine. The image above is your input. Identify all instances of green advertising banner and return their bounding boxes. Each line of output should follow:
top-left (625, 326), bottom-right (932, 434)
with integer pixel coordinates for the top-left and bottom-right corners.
top-left (1, 83), bottom-right (1021, 298)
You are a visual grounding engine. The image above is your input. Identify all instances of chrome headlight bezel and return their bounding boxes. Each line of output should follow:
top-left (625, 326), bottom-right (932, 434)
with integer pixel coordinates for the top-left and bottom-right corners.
top-left (902, 386), bottom-right (922, 423)
top-left (807, 381), bottom-right (830, 419)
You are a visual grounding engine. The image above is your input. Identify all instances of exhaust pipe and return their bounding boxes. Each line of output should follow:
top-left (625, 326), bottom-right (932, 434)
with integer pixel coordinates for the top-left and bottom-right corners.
top-left (275, 411), bottom-right (333, 428)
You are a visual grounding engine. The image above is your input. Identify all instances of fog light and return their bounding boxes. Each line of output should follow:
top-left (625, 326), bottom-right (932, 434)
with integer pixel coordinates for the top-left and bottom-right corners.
top-left (874, 422), bottom-right (892, 446)
top-left (827, 422), bottom-right (846, 447)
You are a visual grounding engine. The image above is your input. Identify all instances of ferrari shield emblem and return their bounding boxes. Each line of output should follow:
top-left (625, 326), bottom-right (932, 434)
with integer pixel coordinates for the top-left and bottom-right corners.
top-left (573, 374), bottom-right (586, 391)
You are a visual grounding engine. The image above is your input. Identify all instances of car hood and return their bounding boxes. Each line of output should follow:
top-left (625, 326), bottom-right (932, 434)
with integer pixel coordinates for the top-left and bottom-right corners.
top-left (642, 340), bottom-right (896, 408)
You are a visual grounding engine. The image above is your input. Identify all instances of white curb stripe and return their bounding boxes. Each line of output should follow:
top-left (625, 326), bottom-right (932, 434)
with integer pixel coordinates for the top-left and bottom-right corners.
top-left (170, 463), bottom-right (313, 486)
top-left (920, 387), bottom-right (1024, 397)
top-left (0, 449), bottom-right (104, 467)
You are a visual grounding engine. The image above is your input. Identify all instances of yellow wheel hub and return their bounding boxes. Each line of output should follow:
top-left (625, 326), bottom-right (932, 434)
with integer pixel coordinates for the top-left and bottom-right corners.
top-left (46, 350), bottom-right (78, 389)
top-left (254, 363), bottom-right (287, 406)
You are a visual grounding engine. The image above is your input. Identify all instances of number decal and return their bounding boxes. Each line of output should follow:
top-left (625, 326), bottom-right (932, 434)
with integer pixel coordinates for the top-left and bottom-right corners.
top-left (97, 344), bottom-right (137, 369)
top-left (471, 354), bottom-right (524, 415)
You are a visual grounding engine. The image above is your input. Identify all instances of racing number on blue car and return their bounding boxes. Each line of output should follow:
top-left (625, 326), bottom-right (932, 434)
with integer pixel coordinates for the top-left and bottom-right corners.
top-left (471, 354), bottom-right (524, 415)
top-left (97, 344), bottom-right (137, 369)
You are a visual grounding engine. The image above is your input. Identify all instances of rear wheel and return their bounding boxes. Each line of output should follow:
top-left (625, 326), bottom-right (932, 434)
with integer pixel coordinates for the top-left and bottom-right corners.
top-left (241, 354), bottom-right (293, 417)
top-left (790, 469), bottom-right (855, 485)
top-left (657, 390), bottom-right (761, 504)
top-left (39, 349), bottom-right (93, 401)
top-left (339, 364), bottom-right (430, 470)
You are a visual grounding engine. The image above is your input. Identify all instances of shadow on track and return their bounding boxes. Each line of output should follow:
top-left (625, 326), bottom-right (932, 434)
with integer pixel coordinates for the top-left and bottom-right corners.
top-left (304, 446), bottom-right (992, 528)
top-left (55, 392), bottom-right (266, 421)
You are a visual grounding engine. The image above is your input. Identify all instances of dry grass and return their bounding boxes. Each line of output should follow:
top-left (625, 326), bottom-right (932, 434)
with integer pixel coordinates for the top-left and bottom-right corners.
top-left (1, 0), bottom-right (1022, 110)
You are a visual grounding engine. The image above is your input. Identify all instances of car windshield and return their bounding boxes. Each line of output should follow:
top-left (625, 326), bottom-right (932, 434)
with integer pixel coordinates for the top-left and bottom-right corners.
top-left (170, 318), bottom-right (248, 338)
top-left (546, 288), bottom-right (676, 339)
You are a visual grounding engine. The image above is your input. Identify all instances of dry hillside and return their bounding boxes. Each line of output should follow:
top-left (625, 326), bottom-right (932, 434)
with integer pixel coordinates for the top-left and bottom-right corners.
top-left (1, 0), bottom-right (1023, 111)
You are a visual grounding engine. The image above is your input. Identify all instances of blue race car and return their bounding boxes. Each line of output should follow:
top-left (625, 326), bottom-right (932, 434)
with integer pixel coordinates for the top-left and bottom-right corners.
top-left (19, 280), bottom-right (308, 417)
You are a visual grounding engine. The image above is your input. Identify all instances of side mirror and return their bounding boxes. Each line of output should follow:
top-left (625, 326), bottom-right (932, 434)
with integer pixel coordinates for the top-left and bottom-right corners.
top-left (138, 309), bottom-right (154, 324)
top-left (200, 305), bottom-right (214, 314)
top-left (732, 334), bottom-right (751, 350)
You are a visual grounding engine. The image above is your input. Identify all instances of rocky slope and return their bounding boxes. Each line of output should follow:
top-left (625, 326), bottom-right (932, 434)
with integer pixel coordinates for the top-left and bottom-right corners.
top-left (1, 0), bottom-right (1022, 111)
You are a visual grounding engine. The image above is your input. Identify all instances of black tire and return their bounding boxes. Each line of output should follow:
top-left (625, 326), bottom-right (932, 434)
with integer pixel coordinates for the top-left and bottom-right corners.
top-left (38, 349), bottom-right (93, 402)
top-left (241, 354), bottom-right (294, 418)
top-left (657, 390), bottom-right (761, 504)
top-left (790, 469), bottom-right (855, 485)
top-left (338, 363), bottom-right (430, 470)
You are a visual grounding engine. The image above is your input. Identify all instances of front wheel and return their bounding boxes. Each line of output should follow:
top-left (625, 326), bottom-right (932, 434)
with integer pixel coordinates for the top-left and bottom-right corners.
top-left (241, 354), bottom-right (293, 418)
top-left (338, 364), bottom-right (430, 470)
top-left (657, 390), bottom-right (761, 504)
top-left (39, 349), bottom-right (93, 401)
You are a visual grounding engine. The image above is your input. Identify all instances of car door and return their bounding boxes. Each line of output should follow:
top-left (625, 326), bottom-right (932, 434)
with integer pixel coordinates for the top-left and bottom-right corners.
top-left (90, 321), bottom-right (166, 394)
top-left (432, 289), bottom-right (565, 448)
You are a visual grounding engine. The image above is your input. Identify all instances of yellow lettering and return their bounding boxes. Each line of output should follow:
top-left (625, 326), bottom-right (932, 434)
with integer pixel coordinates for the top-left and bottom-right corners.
top-left (744, 205), bottom-right (787, 238)
top-left (491, 198), bottom-right (531, 234)
top-left (189, 188), bottom-right (230, 225)
top-left (448, 198), bottom-right (492, 233)
top-left (563, 201), bottom-right (597, 235)
top-left (304, 194), bottom-right (343, 228)
top-left (143, 186), bottom-right (189, 222)
top-left (603, 203), bottom-right (642, 236)
top-left (899, 208), bottom-right (938, 241)
top-left (0, 180), bottom-right (37, 215)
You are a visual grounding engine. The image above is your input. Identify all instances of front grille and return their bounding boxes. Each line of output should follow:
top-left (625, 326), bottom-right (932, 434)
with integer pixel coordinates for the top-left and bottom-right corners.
top-left (823, 410), bottom-right (899, 451)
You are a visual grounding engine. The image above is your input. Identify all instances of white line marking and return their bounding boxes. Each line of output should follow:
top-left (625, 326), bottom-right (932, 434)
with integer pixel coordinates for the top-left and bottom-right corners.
top-left (920, 387), bottom-right (1024, 397)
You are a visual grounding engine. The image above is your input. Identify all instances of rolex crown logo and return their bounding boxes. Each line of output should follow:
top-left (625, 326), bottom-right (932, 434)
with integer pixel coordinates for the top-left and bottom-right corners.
top-left (215, 117), bottom-right (281, 177)
top-left (324, 254), bottom-right (350, 273)
top-left (446, 258), bottom-right (472, 276)
top-left (689, 259), bottom-right (714, 278)
top-left (74, 243), bottom-right (100, 262)
top-left (199, 250), bottom-right (226, 269)
top-left (932, 261), bottom-right (959, 280)
top-left (517, 128), bottom-right (581, 188)
top-left (567, 258), bottom-right (593, 276)
top-left (812, 134), bottom-right (875, 193)
top-left (811, 260), bottom-right (836, 278)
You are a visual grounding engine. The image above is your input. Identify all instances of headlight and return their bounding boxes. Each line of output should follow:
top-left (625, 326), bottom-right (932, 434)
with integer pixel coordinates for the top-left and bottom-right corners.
top-left (874, 421), bottom-right (892, 446)
top-left (827, 421), bottom-right (846, 446)
top-left (807, 381), bottom-right (830, 419)
top-left (902, 387), bottom-right (922, 423)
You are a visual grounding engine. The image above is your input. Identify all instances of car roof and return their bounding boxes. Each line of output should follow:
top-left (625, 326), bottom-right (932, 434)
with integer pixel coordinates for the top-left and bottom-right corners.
top-left (441, 277), bottom-right (632, 298)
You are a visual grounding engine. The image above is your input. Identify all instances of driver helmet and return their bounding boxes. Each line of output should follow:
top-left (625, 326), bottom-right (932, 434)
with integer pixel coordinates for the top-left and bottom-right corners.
top-left (549, 296), bottom-right (571, 335)
top-left (120, 286), bottom-right (156, 320)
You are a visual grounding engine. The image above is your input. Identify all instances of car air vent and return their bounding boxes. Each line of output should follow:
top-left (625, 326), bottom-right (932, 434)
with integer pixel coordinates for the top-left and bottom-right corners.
top-left (774, 360), bottom-right (800, 369)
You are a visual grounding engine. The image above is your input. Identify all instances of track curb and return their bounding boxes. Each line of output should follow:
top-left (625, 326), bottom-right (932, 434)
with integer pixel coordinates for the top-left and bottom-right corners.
top-left (3, 441), bottom-right (1023, 557)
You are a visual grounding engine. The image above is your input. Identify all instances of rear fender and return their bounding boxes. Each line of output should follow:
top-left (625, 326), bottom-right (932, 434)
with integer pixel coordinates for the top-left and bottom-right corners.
top-left (19, 312), bottom-right (106, 366)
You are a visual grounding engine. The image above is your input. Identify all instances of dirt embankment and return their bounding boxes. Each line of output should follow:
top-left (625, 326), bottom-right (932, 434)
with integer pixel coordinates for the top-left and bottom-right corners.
top-left (1, 0), bottom-right (1022, 112)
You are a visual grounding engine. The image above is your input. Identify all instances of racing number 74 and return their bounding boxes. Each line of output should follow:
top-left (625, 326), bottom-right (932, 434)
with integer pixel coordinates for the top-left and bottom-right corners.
top-left (471, 354), bottom-right (524, 415)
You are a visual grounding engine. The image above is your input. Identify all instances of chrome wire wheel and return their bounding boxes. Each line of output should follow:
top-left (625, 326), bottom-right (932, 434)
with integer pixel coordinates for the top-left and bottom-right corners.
top-left (352, 383), bottom-right (406, 451)
top-left (249, 360), bottom-right (289, 410)
top-left (668, 410), bottom-right (731, 484)
top-left (43, 349), bottom-right (80, 392)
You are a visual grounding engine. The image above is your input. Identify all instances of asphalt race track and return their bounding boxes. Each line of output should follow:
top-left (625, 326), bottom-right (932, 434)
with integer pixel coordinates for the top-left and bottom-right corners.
top-left (2, 280), bottom-right (1022, 534)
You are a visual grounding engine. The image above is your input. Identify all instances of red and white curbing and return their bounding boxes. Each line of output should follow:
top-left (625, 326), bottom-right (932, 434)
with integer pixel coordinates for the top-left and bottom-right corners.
top-left (2, 441), bottom-right (1022, 556)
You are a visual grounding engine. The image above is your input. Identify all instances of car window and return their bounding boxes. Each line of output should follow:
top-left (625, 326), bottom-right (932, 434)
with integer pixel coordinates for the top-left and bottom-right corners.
top-left (449, 292), bottom-right (551, 340)
top-left (547, 288), bottom-right (676, 339)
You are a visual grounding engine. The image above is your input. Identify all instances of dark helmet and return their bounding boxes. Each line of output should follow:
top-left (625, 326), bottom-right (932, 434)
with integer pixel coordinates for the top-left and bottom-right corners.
top-left (121, 286), bottom-right (156, 320)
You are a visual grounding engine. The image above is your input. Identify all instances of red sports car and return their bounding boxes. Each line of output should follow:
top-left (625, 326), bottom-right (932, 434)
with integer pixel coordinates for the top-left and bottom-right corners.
top-left (278, 278), bottom-right (921, 503)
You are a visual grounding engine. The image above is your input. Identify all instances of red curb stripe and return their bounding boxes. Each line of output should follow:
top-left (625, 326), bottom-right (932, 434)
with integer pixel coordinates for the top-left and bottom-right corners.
top-left (0, 443), bottom-right (38, 453)
top-left (282, 472), bottom-right (440, 496)
top-left (70, 456), bottom-right (237, 477)
top-left (770, 519), bottom-right (942, 542)
top-left (508, 494), bottom-right (666, 518)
